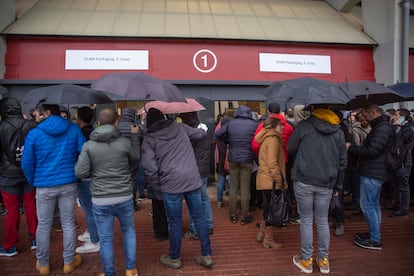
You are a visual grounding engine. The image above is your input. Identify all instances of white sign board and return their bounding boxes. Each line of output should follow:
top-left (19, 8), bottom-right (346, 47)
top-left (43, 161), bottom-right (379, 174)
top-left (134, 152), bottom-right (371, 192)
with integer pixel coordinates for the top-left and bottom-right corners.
top-left (259, 53), bottom-right (331, 74)
top-left (65, 50), bottom-right (149, 70)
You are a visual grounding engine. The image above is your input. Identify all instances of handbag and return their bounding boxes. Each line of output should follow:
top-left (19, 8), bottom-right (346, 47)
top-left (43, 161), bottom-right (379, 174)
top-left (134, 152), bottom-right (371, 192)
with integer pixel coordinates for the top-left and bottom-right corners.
top-left (266, 178), bottom-right (289, 227)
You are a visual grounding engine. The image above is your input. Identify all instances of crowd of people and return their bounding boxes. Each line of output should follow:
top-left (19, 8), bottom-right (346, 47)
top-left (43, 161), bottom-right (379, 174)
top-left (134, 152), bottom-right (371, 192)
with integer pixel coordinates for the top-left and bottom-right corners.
top-left (0, 96), bottom-right (413, 275)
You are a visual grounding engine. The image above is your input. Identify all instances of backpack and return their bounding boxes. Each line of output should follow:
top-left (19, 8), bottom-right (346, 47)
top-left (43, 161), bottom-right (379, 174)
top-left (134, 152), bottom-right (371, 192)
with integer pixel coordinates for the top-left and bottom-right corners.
top-left (2, 120), bottom-right (28, 166)
top-left (385, 125), bottom-right (411, 171)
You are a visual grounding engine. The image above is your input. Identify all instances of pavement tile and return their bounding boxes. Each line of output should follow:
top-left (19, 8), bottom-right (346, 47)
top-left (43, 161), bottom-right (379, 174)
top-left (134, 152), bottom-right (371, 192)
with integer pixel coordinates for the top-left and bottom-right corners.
top-left (0, 187), bottom-right (414, 275)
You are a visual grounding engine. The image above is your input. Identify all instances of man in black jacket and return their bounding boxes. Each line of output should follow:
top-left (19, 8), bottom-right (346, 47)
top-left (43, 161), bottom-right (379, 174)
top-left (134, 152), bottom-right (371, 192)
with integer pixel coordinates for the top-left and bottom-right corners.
top-left (347, 103), bottom-right (394, 250)
top-left (0, 97), bottom-right (37, 257)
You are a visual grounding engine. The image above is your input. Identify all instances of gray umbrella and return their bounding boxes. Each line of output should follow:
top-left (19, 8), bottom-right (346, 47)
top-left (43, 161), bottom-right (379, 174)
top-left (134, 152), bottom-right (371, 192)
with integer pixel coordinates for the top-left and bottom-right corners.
top-left (341, 80), bottom-right (405, 109)
top-left (264, 77), bottom-right (354, 111)
top-left (91, 72), bottom-right (187, 103)
top-left (21, 84), bottom-right (113, 111)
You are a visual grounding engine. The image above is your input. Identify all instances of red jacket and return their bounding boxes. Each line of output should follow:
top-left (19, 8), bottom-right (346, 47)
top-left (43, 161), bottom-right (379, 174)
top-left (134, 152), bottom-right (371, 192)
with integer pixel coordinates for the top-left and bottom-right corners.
top-left (251, 114), bottom-right (294, 162)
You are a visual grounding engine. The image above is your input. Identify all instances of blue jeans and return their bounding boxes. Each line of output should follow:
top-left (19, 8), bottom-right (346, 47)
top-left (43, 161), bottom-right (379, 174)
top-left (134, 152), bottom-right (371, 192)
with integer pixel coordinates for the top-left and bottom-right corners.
top-left (93, 199), bottom-right (136, 276)
top-left (294, 181), bottom-right (332, 260)
top-left (163, 188), bottom-right (212, 259)
top-left (360, 176), bottom-right (383, 243)
top-left (216, 175), bottom-right (230, 203)
top-left (77, 180), bottom-right (99, 243)
top-left (36, 183), bottom-right (77, 266)
top-left (188, 177), bottom-right (213, 234)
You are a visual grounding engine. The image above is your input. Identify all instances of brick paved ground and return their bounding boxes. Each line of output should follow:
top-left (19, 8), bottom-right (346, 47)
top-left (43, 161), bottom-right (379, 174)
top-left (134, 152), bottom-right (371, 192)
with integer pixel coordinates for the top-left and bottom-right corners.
top-left (0, 185), bottom-right (413, 275)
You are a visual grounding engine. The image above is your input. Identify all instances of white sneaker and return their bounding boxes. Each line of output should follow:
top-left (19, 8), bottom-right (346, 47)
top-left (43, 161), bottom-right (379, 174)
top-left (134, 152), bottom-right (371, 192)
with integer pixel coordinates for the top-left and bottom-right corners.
top-left (77, 231), bottom-right (90, 242)
top-left (75, 241), bottom-right (100, 254)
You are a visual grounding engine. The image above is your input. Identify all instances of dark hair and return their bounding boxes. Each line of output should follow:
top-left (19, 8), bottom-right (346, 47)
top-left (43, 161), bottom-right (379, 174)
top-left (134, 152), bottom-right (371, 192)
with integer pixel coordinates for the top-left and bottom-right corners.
top-left (42, 104), bottom-right (60, 116)
top-left (77, 106), bottom-right (94, 124)
top-left (268, 102), bottom-right (281, 114)
top-left (263, 117), bottom-right (282, 129)
top-left (397, 108), bottom-right (411, 121)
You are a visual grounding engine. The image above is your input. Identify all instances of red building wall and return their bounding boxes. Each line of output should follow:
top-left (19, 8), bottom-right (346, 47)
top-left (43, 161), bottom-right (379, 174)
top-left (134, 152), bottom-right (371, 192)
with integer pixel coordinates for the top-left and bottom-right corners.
top-left (5, 37), bottom-right (375, 82)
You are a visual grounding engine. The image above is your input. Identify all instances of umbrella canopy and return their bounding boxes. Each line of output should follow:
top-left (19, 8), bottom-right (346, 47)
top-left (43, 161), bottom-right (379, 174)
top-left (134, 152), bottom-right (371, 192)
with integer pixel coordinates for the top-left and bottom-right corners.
top-left (21, 84), bottom-right (113, 112)
top-left (91, 72), bottom-right (187, 103)
top-left (0, 85), bottom-right (8, 100)
top-left (341, 80), bottom-right (405, 109)
top-left (388, 83), bottom-right (414, 100)
top-left (141, 98), bottom-right (206, 114)
top-left (263, 77), bottom-right (354, 111)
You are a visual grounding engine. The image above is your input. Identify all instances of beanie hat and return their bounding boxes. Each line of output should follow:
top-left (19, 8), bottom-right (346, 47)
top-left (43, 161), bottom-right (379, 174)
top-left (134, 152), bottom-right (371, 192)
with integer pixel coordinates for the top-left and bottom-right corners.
top-left (146, 108), bottom-right (165, 128)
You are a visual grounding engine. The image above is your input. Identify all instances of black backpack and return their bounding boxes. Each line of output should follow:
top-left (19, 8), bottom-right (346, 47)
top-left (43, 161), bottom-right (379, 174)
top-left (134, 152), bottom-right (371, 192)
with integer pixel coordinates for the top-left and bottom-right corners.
top-left (385, 124), bottom-right (412, 171)
top-left (2, 120), bottom-right (28, 166)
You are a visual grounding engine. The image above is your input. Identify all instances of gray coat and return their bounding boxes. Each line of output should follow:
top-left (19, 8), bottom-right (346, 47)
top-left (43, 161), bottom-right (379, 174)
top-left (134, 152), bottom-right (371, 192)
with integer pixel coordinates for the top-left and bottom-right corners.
top-left (141, 119), bottom-right (206, 195)
top-left (287, 115), bottom-right (347, 190)
top-left (75, 124), bottom-right (140, 199)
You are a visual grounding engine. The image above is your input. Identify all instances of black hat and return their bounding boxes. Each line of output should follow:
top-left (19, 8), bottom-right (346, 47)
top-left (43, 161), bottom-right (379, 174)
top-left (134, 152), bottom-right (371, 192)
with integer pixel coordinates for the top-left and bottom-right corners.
top-left (268, 102), bottom-right (281, 114)
top-left (146, 108), bottom-right (165, 128)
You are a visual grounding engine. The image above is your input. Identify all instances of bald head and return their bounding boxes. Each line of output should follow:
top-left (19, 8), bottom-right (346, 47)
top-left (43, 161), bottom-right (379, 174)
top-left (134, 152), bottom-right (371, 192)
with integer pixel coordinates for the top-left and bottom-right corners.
top-left (98, 109), bottom-right (118, 126)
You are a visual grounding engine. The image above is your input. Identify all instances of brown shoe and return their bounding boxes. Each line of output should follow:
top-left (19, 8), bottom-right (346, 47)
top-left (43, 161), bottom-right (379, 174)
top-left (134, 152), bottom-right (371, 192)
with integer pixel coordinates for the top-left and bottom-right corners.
top-left (36, 260), bottom-right (50, 275)
top-left (63, 254), bottom-right (82, 273)
top-left (126, 268), bottom-right (139, 276)
top-left (263, 226), bottom-right (282, 249)
top-left (257, 220), bottom-right (265, 242)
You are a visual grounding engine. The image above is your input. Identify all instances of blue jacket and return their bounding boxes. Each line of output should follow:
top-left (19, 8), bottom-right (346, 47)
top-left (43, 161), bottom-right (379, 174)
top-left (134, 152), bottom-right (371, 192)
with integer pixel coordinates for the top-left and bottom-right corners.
top-left (215, 105), bottom-right (258, 163)
top-left (21, 115), bottom-right (85, 187)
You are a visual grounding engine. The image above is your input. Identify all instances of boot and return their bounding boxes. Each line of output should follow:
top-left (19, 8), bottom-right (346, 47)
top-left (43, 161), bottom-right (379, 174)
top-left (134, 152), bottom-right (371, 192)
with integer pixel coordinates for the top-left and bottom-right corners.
top-left (263, 226), bottom-right (281, 249)
top-left (126, 268), bottom-right (139, 276)
top-left (36, 260), bottom-right (50, 275)
top-left (334, 222), bottom-right (344, 236)
top-left (63, 254), bottom-right (82, 273)
top-left (256, 220), bottom-right (265, 242)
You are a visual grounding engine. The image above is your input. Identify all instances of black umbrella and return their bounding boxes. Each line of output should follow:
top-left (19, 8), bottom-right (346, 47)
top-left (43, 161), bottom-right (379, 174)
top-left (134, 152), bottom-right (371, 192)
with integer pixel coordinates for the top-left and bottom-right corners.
top-left (388, 83), bottom-right (414, 100)
top-left (91, 72), bottom-right (187, 103)
top-left (21, 84), bottom-right (113, 112)
top-left (0, 85), bottom-right (8, 100)
top-left (341, 80), bottom-right (405, 109)
top-left (263, 77), bottom-right (354, 111)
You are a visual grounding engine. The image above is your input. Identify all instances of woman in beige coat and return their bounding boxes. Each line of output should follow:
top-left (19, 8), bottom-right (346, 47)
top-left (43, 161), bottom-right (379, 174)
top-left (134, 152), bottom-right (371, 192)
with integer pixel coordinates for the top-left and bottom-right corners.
top-left (255, 117), bottom-right (287, 249)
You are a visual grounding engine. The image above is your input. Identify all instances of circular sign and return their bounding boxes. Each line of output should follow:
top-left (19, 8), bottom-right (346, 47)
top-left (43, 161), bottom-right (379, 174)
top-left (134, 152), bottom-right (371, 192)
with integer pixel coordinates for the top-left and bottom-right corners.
top-left (193, 49), bottom-right (217, 73)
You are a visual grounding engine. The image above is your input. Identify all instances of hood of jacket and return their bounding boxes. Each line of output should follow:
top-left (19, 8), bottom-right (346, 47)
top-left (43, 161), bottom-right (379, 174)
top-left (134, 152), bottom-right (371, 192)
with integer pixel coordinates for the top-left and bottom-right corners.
top-left (309, 110), bottom-right (341, 135)
top-left (0, 97), bottom-right (22, 119)
top-left (234, 105), bottom-right (252, 119)
top-left (146, 119), bottom-right (178, 139)
top-left (255, 128), bottom-right (282, 145)
top-left (120, 108), bottom-right (136, 123)
top-left (180, 112), bottom-right (200, 128)
top-left (37, 115), bottom-right (71, 136)
top-left (90, 124), bottom-right (121, 142)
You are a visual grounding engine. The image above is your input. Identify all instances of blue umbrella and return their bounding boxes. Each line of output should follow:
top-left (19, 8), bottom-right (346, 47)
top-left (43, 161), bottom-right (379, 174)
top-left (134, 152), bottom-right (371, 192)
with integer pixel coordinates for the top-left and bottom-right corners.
top-left (388, 83), bottom-right (414, 100)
